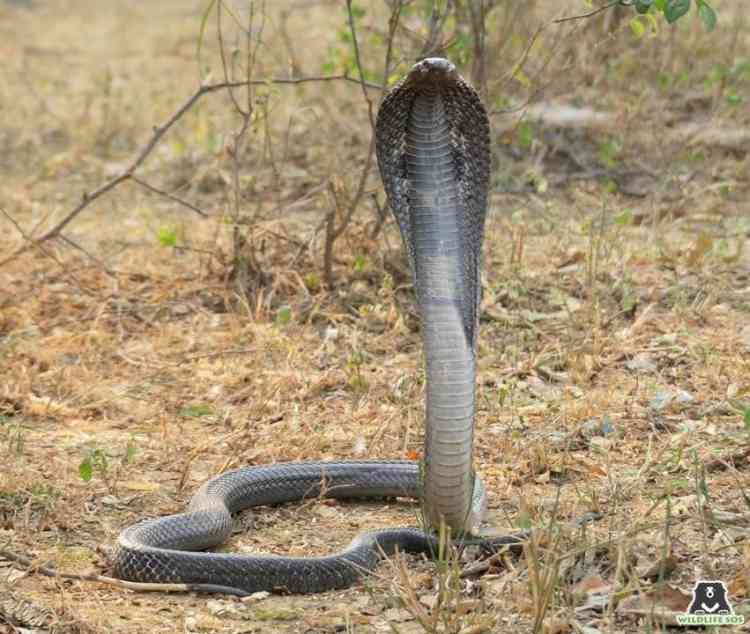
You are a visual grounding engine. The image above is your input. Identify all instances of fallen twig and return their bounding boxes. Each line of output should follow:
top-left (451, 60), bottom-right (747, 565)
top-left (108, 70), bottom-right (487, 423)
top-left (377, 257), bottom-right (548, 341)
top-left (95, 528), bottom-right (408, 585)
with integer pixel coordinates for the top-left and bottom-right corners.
top-left (0, 548), bottom-right (249, 597)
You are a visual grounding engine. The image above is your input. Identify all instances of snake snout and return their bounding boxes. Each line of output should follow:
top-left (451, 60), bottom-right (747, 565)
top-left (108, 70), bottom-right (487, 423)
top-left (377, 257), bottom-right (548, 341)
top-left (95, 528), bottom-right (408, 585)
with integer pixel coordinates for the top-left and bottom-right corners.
top-left (409, 57), bottom-right (458, 84)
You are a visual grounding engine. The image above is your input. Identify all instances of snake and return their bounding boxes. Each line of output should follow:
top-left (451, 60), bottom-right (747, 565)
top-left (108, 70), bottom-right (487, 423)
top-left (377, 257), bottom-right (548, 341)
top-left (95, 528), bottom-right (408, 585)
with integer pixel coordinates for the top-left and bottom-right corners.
top-left (113, 58), bottom-right (500, 596)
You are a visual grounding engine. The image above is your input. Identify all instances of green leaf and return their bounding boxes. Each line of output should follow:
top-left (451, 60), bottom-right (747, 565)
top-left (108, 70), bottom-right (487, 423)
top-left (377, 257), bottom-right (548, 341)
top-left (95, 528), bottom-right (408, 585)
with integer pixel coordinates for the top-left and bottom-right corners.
top-left (79, 457), bottom-right (93, 482)
top-left (697, 0), bottom-right (717, 31)
top-left (663, 0), bottom-right (691, 23)
top-left (91, 448), bottom-right (109, 473)
top-left (303, 273), bottom-right (320, 292)
top-left (615, 209), bottom-right (634, 226)
top-left (744, 408), bottom-right (750, 430)
top-left (731, 61), bottom-right (750, 78)
top-left (599, 137), bottom-right (623, 168)
top-left (157, 227), bottom-right (177, 248)
top-left (629, 17), bottom-right (647, 38)
top-left (349, 3), bottom-right (365, 19)
top-left (517, 121), bottom-right (534, 149)
top-left (275, 306), bottom-right (292, 326)
top-left (353, 254), bottom-right (367, 272)
top-left (635, 0), bottom-right (654, 14)
top-left (726, 91), bottom-right (742, 106)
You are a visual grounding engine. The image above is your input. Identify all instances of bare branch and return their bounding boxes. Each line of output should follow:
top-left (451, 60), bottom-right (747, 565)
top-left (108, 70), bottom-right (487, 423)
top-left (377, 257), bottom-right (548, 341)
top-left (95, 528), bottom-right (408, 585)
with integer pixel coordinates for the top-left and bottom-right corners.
top-left (323, 0), bottom-right (403, 287)
top-left (0, 73), bottom-right (382, 269)
top-left (554, 0), bottom-right (622, 24)
top-left (57, 234), bottom-right (116, 277)
top-left (346, 0), bottom-right (376, 131)
top-left (420, 0), bottom-right (454, 59)
top-left (130, 176), bottom-right (208, 217)
top-left (217, 0), bottom-right (246, 116)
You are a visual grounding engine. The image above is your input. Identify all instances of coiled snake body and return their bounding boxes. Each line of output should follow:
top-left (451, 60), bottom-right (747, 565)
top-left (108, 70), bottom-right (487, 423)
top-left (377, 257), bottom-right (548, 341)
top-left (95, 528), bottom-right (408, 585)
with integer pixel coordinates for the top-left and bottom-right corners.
top-left (113, 58), bottom-right (499, 596)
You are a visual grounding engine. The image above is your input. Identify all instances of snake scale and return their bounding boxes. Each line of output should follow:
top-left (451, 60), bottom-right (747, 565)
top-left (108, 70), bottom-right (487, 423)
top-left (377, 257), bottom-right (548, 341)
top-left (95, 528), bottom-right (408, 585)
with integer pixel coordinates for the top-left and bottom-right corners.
top-left (113, 58), bottom-right (501, 596)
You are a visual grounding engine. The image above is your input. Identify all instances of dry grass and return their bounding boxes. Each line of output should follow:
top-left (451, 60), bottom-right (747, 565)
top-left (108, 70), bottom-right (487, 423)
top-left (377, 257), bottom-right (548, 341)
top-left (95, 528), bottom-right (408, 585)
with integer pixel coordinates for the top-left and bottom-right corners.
top-left (1, 1), bottom-right (749, 633)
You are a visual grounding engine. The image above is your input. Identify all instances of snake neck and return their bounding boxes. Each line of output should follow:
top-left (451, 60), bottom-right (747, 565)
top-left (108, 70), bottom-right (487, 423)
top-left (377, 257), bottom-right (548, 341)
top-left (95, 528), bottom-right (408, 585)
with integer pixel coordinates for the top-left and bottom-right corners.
top-left (406, 89), bottom-right (480, 535)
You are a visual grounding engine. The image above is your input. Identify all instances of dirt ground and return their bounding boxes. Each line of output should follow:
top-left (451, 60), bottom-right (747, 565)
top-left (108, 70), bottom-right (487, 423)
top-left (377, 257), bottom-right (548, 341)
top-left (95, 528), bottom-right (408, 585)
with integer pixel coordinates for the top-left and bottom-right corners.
top-left (1, 1), bottom-right (749, 633)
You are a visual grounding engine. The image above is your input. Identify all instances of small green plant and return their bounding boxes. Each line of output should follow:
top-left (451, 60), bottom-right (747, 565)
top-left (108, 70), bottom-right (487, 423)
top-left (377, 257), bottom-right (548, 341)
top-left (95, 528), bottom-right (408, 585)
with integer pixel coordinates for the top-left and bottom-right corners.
top-left (598, 137), bottom-right (623, 169)
top-left (706, 61), bottom-right (749, 106)
top-left (496, 378), bottom-right (518, 409)
top-left (0, 484), bottom-right (60, 516)
top-left (275, 305), bottom-right (292, 326)
top-left (79, 440), bottom-right (137, 493)
top-left (157, 226), bottom-right (178, 247)
top-left (304, 272), bottom-right (321, 292)
top-left (353, 253), bottom-right (368, 272)
top-left (346, 350), bottom-right (369, 392)
top-left (614, 208), bottom-right (634, 226)
top-left (517, 120), bottom-right (535, 150)
top-left (79, 448), bottom-right (110, 483)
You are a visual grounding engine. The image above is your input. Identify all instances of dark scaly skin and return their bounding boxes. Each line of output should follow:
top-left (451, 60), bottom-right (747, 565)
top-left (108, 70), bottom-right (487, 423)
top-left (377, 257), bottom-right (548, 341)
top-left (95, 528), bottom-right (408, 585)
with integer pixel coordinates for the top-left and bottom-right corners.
top-left (113, 58), bottom-right (494, 595)
top-left (375, 58), bottom-right (490, 534)
top-left (113, 461), bottom-right (522, 595)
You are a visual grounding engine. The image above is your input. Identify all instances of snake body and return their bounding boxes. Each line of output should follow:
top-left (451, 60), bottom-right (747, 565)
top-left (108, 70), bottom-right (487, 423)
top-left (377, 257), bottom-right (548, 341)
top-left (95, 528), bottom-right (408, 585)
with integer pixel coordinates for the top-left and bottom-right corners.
top-left (113, 58), bottom-right (493, 595)
top-left (114, 461), bottom-right (517, 595)
top-left (375, 58), bottom-right (490, 533)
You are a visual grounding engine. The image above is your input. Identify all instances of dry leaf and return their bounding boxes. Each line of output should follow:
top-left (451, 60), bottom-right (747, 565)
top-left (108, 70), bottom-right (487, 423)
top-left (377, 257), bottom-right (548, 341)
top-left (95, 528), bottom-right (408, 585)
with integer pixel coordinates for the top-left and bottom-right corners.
top-left (571, 575), bottom-right (609, 596)
top-left (639, 556), bottom-right (678, 581)
top-left (729, 574), bottom-right (748, 598)
top-left (542, 616), bottom-right (574, 634)
top-left (617, 585), bottom-right (691, 625)
top-left (383, 607), bottom-right (415, 623)
top-left (686, 232), bottom-right (713, 267)
top-left (122, 480), bottom-right (161, 492)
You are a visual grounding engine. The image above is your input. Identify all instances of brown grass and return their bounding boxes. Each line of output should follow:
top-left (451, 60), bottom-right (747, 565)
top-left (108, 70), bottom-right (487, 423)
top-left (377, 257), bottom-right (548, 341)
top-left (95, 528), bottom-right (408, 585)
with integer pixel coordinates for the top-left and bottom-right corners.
top-left (1, 1), bottom-right (749, 633)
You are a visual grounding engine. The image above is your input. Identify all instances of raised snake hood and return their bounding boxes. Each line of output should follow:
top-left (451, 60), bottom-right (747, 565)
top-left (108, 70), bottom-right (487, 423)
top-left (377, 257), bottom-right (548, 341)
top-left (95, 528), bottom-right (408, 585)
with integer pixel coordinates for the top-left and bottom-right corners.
top-left (375, 57), bottom-right (491, 536)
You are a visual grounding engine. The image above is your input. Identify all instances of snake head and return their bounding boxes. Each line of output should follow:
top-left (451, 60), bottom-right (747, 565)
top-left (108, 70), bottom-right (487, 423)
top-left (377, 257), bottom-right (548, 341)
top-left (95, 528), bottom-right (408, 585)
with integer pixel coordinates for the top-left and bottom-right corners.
top-left (406, 57), bottom-right (459, 86)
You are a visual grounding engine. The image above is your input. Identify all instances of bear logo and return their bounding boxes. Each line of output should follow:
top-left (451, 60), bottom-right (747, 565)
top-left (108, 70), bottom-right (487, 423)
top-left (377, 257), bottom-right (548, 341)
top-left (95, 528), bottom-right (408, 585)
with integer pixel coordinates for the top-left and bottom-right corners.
top-left (686, 581), bottom-right (733, 615)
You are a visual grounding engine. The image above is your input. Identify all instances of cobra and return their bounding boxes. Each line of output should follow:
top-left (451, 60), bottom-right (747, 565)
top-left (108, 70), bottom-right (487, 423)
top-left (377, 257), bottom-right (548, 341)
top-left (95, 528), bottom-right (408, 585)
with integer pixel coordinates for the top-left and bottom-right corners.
top-left (113, 57), bottom-right (496, 595)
